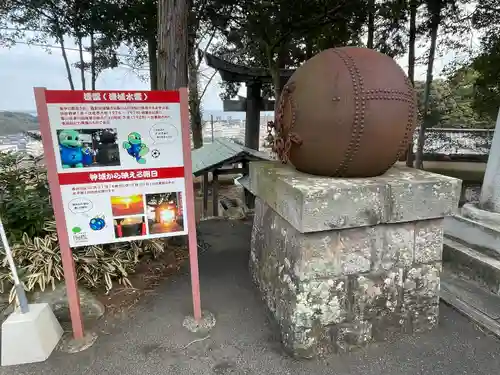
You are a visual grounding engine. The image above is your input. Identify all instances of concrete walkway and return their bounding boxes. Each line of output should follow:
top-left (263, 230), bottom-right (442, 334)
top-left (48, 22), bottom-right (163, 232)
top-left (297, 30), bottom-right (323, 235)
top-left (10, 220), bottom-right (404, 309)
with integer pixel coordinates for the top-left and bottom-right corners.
top-left (4, 220), bottom-right (500, 375)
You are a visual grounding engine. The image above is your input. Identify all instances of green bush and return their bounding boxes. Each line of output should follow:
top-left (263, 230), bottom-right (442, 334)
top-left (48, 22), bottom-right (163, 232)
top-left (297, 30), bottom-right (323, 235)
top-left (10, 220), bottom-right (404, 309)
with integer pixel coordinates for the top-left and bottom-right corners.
top-left (0, 153), bottom-right (53, 241)
top-left (0, 152), bottom-right (171, 299)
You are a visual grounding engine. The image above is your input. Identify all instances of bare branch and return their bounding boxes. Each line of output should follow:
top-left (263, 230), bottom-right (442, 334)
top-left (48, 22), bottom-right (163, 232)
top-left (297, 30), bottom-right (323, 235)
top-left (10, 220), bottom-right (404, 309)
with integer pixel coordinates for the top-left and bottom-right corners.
top-left (196, 28), bottom-right (217, 71)
top-left (199, 70), bottom-right (218, 100)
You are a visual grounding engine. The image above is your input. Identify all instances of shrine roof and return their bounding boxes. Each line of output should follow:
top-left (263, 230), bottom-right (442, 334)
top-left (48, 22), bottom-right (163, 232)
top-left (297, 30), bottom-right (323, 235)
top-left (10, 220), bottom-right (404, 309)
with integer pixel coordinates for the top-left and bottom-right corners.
top-left (204, 52), bottom-right (295, 83)
top-left (192, 138), bottom-right (272, 176)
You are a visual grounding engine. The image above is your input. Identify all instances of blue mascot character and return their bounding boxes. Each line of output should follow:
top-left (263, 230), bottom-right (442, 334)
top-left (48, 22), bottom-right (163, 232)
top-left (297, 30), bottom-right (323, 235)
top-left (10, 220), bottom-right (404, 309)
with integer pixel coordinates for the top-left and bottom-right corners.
top-left (89, 216), bottom-right (106, 231)
top-left (59, 129), bottom-right (91, 169)
top-left (123, 132), bottom-right (149, 164)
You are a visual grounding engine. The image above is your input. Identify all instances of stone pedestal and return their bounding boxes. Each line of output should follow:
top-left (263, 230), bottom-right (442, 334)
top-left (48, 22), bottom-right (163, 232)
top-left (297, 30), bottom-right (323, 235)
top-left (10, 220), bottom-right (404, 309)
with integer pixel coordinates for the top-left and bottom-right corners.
top-left (479, 109), bottom-right (500, 212)
top-left (443, 108), bottom-right (500, 293)
top-left (444, 108), bottom-right (500, 260)
top-left (247, 161), bottom-right (461, 358)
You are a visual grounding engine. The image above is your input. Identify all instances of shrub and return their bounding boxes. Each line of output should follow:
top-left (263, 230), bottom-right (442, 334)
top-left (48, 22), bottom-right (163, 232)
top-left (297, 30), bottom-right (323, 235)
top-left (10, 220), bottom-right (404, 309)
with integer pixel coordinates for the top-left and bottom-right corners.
top-left (0, 152), bottom-right (173, 298)
top-left (0, 153), bottom-right (53, 241)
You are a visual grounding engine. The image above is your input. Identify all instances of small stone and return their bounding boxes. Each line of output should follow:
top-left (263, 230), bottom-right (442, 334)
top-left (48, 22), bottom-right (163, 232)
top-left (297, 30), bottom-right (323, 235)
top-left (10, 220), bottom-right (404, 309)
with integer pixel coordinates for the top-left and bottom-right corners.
top-left (330, 321), bottom-right (373, 353)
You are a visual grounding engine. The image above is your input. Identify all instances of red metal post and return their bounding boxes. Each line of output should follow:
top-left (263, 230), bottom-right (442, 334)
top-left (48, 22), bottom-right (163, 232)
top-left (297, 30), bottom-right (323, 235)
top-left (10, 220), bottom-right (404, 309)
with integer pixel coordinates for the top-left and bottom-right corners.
top-left (179, 88), bottom-right (202, 321)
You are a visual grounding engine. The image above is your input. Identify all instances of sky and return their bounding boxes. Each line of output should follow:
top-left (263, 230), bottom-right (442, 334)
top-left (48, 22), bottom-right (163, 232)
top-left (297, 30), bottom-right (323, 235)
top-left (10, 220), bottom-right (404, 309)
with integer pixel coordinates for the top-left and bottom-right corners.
top-left (0, 29), bottom-right (477, 116)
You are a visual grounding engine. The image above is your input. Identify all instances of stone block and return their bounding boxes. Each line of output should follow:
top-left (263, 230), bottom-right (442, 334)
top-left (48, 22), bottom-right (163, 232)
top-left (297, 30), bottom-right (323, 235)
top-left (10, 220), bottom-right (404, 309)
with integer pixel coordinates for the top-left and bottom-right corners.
top-left (351, 268), bottom-right (404, 322)
top-left (247, 161), bottom-right (462, 233)
top-left (443, 236), bottom-right (500, 295)
top-left (445, 215), bottom-right (500, 259)
top-left (373, 223), bottom-right (414, 271)
top-left (414, 219), bottom-right (443, 264)
top-left (402, 263), bottom-right (441, 333)
top-left (382, 168), bottom-right (461, 223)
top-left (251, 197), bottom-right (450, 358)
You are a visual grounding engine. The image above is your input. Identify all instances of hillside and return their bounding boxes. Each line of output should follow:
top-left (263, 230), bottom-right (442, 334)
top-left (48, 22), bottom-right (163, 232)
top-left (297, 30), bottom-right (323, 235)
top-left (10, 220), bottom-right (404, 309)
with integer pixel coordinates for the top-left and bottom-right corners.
top-left (0, 111), bottom-right (39, 136)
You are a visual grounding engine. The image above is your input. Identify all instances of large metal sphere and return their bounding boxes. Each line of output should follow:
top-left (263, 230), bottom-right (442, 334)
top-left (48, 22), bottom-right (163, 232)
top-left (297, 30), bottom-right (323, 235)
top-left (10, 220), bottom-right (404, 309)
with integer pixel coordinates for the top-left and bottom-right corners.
top-left (275, 47), bottom-right (417, 177)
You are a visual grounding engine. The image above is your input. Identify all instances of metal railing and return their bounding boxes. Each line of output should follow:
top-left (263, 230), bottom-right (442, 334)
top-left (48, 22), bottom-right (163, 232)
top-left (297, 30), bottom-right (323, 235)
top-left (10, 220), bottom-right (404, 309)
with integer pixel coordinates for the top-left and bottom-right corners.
top-left (198, 116), bottom-right (494, 161)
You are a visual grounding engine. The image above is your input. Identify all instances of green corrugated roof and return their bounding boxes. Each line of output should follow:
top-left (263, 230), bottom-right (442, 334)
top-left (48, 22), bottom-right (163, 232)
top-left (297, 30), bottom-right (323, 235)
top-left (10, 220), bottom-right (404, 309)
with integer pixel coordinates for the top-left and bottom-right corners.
top-left (191, 138), bottom-right (270, 176)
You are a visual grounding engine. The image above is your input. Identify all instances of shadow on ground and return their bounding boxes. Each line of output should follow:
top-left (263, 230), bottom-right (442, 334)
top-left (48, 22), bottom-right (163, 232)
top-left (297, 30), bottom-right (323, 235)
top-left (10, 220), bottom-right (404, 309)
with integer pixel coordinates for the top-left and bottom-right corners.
top-left (4, 220), bottom-right (500, 375)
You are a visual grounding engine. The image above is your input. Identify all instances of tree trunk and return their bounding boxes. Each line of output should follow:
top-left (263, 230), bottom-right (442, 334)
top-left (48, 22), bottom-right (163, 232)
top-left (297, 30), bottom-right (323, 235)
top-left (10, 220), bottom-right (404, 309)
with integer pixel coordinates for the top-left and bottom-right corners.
top-left (90, 32), bottom-right (96, 90)
top-left (57, 32), bottom-right (75, 90)
top-left (77, 36), bottom-right (86, 90)
top-left (367, 0), bottom-right (375, 49)
top-left (188, 35), bottom-right (203, 149)
top-left (406, 0), bottom-right (418, 167)
top-left (407, 0), bottom-right (417, 85)
top-left (414, 2), bottom-right (441, 169)
top-left (148, 35), bottom-right (158, 90)
top-left (157, 0), bottom-right (189, 90)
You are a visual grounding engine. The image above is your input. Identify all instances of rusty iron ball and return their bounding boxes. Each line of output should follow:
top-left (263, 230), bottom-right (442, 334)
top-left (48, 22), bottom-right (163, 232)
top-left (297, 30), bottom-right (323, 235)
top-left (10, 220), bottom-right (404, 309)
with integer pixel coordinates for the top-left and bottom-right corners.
top-left (273, 47), bottom-right (417, 178)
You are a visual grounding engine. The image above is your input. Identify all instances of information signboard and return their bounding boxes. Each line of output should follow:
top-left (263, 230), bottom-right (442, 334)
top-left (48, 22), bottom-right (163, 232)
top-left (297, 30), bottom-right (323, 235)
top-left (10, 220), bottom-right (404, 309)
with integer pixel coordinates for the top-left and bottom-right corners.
top-left (40, 90), bottom-right (189, 247)
top-left (35, 88), bottom-right (202, 339)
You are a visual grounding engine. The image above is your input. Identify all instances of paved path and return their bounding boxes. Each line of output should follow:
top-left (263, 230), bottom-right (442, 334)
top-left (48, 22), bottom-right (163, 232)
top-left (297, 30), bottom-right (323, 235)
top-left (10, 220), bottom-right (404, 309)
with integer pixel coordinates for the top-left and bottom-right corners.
top-left (4, 220), bottom-right (500, 375)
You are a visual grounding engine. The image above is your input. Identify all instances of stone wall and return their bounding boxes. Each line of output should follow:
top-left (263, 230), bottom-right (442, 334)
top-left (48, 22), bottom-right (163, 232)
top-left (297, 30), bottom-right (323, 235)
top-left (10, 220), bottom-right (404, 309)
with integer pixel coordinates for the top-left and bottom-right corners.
top-left (247, 162), bottom-right (461, 358)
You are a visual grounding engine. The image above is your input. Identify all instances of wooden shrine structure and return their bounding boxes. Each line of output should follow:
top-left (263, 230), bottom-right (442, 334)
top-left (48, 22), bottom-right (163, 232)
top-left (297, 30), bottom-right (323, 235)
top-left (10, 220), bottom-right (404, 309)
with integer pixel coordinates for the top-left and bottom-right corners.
top-left (191, 138), bottom-right (271, 215)
top-left (204, 52), bottom-right (295, 150)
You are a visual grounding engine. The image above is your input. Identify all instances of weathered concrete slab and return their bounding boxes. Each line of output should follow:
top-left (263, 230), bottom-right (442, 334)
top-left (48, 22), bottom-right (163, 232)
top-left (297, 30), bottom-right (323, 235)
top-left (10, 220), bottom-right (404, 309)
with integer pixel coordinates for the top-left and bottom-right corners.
top-left (443, 236), bottom-right (500, 295)
top-left (441, 270), bottom-right (500, 338)
top-left (444, 215), bottom-right (500, 259)
top-left (250, 198), bottom-right (445, 358)
top-left (248, 161), bottom-right (461, 233)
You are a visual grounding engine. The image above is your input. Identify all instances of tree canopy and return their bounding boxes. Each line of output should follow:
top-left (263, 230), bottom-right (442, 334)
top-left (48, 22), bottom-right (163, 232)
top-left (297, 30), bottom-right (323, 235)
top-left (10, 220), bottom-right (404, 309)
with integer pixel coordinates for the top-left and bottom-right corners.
top-left (1, 0), bottom-right (499, 131)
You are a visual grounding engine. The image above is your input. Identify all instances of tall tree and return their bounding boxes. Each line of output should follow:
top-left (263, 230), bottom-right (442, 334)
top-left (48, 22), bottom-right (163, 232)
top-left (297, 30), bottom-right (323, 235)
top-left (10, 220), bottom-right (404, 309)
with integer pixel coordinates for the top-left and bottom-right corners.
top-left (208, 0), bottom-right (367, 102)
top-left (470, 0), bottom-right (500, 121)
top-left (1, 0), bottom-right (121, 90)
top-left (366, 0), bottom-right (376, 48)
top-left (414, 0), bottom-right (471, 169)
top-left (414, 0), bottom-right (444, 169)
top-left (157, 0), bottom-right (189, 90)
top-left (187, 0), bottom-right (218, 149)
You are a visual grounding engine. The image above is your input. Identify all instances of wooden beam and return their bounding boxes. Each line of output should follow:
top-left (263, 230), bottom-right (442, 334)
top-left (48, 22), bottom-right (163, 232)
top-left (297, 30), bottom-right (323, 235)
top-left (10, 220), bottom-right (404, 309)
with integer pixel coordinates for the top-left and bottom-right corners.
top-left (215, 167), bottom-right (246, 175)
top-left (222, 98), bottom-right (276, 113)
top-left (242, 161), bottom-right (255, 209)
top-left (212, 171), bottom-right (219, 217)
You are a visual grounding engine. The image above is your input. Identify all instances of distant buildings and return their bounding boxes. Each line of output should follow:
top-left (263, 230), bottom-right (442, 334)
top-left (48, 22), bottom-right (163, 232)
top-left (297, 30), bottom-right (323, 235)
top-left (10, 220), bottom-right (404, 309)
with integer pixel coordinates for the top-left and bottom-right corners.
top-left (0, 132), bottom-right (43, 156)
top-left (0, 144), bottom-right (18, 153)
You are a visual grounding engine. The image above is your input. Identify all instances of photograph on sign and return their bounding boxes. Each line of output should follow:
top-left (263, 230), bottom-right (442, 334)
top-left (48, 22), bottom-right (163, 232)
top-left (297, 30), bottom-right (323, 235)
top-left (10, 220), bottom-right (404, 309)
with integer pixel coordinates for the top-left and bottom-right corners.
top-left (145, 192), bottom-right (184, 235)
top-left (114, 216), bottom-right (146, 239)
top-left (57, 128), bottom-right (121, 169)
top-left (40, 90), bottom-right (188, 247)
top-left (110, 194), bottom-right (144, 216)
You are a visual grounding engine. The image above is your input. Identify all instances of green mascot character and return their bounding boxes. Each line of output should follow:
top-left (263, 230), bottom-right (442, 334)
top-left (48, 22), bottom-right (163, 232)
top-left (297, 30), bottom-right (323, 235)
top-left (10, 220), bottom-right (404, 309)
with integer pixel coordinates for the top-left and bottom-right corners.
top-left (123, 132), bottom-right (149, 164)
top-left (59, 129), bottom-right (92, 168)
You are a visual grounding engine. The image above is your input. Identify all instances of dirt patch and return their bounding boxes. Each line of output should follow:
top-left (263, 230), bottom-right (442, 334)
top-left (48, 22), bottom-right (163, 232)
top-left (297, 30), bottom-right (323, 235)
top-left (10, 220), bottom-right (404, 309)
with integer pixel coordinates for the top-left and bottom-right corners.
top-left (194, 182), bottom-right (245, 220)
top-left (97, 183), bottom-right (244, 315)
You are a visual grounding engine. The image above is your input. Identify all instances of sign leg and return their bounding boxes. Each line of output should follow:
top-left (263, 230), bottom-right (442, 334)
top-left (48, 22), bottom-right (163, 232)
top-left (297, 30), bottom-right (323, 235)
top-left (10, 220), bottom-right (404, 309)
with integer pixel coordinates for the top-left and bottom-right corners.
top-left (60, 244), bottom-right (85, 339)
top-left (34, 87), bottom-right (85, 339)
top-left (179, 88), bottom-right (202, 321)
